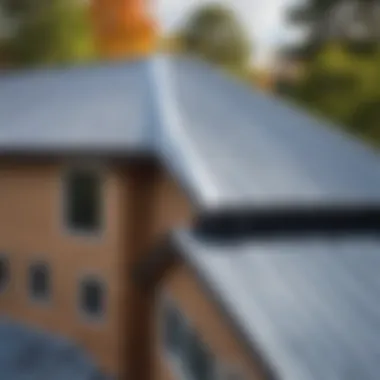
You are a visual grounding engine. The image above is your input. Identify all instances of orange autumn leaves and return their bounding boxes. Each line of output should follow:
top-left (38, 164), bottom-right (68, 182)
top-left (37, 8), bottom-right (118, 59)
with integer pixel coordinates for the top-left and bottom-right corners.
top-left (91, 0), bottom-right (157, 59)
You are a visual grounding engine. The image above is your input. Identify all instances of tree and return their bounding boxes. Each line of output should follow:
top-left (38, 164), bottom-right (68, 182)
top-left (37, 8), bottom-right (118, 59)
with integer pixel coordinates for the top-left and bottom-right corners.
top-left (287, 0), bottom-right (380, 60)
top-left (293, 43), bottom-right (380, 145)
top-left (0, 0), bottom-right (95, 68)
top-left (91, 0), bottom-right (157, 59)
top-left (282, 0), bottom-right (380, 147)
top-left (180, 3), bottom-right (251, 70)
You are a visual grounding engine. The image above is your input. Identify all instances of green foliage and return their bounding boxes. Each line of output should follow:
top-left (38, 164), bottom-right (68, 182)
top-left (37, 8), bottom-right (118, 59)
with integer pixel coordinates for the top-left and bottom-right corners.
top-left (281, 0), bottom-right (380, 146)
top-left (180, 3), bottom-right (251, 68)
top-left (1, 0), bottom-right (96, 68)
top-left (293, 44), bottom-right (380, 145)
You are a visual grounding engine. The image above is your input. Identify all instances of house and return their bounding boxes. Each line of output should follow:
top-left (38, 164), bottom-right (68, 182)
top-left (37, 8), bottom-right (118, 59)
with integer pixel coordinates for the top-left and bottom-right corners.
top-left (1, 55), bottom-right (380, 380)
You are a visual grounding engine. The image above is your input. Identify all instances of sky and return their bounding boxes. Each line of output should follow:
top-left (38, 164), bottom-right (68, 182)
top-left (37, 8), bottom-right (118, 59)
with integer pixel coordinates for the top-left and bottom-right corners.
top-left (155, 0), bottom-right (306, 67)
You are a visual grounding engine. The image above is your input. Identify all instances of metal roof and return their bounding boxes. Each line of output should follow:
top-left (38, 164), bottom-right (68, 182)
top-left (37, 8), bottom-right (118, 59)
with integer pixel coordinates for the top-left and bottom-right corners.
top-left (0, 318), bottom-right (110, 380)
top-left (173, 229), bottom-right (380, 380)
top-left (0, 59), bottom-right (154, 154)
top-left (163, 57), bottom-right (380, 209)
top-left (3, 55), bottom-right (380, 209)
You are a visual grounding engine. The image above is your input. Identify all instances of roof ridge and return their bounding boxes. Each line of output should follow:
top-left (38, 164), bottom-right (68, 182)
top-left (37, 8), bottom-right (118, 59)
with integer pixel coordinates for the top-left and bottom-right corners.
top-left (145, 55), bottom-right (221, 208)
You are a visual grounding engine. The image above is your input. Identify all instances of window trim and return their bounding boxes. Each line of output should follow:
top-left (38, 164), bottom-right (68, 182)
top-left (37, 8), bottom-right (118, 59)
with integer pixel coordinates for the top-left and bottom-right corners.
top-left (186, 328), bottom-right (216, 380)
top-left (28, 260), bottom-right (51, 305)
top-left (60, 161), bottom-right (106, 239)
top-left (0, 254), bottom-right (10, 294)
top-left (78, 273), bottom-right (107, 324)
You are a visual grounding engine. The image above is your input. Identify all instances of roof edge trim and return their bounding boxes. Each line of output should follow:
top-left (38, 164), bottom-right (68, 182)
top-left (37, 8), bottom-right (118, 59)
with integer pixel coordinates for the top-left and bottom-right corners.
top-left (195, 205), bottom-right (380, 240)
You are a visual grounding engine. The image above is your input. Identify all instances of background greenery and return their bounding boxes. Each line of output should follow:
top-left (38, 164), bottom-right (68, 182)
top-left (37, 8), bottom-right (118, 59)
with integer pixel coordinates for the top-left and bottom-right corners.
top-left (0, 0), bottom-right (96, 68)
top-left (285, 0), bottom-right (380, 147)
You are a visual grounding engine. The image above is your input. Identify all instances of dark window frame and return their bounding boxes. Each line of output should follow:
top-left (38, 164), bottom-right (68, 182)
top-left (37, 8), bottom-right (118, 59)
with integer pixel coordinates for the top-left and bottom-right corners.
top-left (0, 255), bottom-right (10, 293)
top-left (28, 261), bottom-right (51, 303)
top-left (186, 329), bottom-right (216, 380)
top-left (161, 295), bottom-right (216, 380)
top-left (162, 297), bottom-right (189, 356)
top-left (79, 276), bottom-right (106, 322)
top-left (63, 165), bottom-right (104, 236)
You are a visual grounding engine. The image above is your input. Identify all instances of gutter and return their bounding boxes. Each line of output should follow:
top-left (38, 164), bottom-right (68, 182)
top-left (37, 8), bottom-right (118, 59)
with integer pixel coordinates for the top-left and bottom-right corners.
top-left (195, 204), bottom-right (380, 241)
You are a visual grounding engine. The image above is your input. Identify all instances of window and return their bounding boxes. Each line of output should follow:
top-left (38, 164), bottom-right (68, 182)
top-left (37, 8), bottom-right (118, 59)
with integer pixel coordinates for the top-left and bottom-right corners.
top-left (164, 301), bottom-right (188, 355)
top-left (186, 330), bottom-right (215, 380)
top-left (29, 262), bottom-right (50, 302)
top-left (80, 277), bottom-right (105, 319)
top-left (162, 297), bottom-right (216, 380)
top-left (65, 168), bottom-right (101, 233)
top-left (0, 256), bottom-right (9, 292)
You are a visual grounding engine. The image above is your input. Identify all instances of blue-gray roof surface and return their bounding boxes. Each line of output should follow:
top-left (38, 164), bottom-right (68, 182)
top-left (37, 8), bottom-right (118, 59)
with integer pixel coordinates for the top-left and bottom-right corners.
top-left (173, 229), bottom-right (380, 380)
top-left (3, 55), bottom-right (380, 209)
top-left (164, 57), bottom-right (380, 208)
top-left (0, 319), bottom-right (110, 380)
top-left (0, 60), bottom-right (153, 153)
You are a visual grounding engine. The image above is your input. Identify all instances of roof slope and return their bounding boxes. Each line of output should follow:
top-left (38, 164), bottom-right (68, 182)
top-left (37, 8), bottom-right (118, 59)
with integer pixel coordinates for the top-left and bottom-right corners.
top-left (0, 60), bottom-right (153, 154)
top-left (3, 55), bottom-right (380, 209)
top-left (173, 229), bottom-right (380, 380)
top-left (165, 57), bottom-right (380, 209)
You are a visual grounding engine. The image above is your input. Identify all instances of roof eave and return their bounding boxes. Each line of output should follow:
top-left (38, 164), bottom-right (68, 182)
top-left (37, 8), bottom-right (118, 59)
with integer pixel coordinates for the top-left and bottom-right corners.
top-left (0, 146), bottom-right (156, 162)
